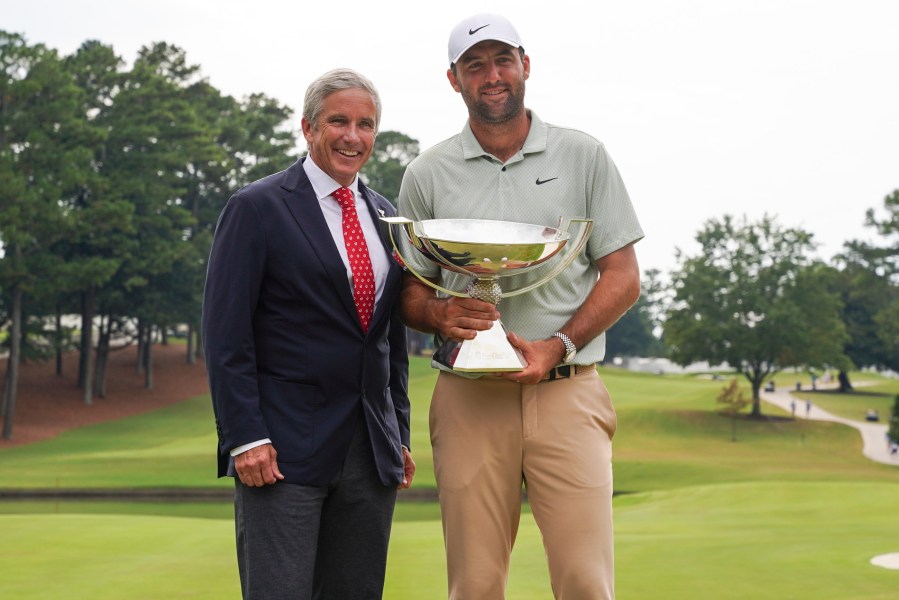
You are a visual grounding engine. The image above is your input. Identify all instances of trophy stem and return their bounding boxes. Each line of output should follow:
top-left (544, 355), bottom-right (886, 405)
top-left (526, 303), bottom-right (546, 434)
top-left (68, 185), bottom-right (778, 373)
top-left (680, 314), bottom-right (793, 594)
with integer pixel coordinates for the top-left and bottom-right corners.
top-left (466, 278), bottom-right (502, 305)
top-left (431, 276), bottom-right (525, 372)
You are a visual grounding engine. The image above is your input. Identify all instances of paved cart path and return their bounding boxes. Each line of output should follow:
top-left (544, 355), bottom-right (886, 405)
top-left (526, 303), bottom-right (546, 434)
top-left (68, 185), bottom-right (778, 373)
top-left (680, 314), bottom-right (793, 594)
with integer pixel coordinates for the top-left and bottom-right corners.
top-left (761, 386), bottom-right (897, 466)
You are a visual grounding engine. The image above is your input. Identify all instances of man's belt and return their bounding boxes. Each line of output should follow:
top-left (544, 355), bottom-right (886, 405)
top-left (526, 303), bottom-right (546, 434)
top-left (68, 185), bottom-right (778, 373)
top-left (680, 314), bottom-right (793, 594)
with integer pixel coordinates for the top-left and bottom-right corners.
top-left (541, 363), bottom-right (596, 382)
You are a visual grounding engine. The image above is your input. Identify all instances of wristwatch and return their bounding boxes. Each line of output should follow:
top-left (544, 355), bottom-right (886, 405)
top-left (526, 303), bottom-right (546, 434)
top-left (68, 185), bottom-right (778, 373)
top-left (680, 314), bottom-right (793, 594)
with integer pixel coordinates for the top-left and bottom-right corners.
top-left (552, 332), bottom-right (577, 363)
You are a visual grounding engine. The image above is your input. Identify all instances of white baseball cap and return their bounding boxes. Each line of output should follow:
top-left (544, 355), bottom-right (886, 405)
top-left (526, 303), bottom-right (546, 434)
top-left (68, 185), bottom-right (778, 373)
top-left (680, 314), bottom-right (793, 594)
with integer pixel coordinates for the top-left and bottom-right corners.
top-left (447, 14), bottom-right (523, 66)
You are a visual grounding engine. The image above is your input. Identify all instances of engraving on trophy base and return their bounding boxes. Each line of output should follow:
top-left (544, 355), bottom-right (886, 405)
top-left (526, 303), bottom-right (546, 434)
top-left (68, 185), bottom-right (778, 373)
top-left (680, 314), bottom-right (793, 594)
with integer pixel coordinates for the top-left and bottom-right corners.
top-left (434, 323), bottom-right (526, 372)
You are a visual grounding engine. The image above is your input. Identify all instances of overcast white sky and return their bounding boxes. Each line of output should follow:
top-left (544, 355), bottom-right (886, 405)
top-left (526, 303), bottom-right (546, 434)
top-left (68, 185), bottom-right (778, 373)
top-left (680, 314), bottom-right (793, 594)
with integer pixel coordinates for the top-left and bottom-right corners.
top-left (6, 0), bottom-right (898, 274)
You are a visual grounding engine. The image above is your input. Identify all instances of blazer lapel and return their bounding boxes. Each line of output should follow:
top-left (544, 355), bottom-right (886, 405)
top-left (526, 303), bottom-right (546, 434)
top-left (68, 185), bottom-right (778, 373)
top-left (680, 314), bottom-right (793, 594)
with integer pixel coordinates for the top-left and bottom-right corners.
top-left (280, 160), bottom-right (359, 326)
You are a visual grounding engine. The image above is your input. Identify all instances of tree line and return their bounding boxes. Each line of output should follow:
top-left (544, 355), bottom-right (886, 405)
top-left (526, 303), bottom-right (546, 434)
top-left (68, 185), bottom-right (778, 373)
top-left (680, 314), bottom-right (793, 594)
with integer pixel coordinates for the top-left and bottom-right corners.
top-left (0, 32), bottom-right (418, 439)
top-left (2, 31), bottom-right (896, 441)
top-left (606, 194), bottom-right (898, 418)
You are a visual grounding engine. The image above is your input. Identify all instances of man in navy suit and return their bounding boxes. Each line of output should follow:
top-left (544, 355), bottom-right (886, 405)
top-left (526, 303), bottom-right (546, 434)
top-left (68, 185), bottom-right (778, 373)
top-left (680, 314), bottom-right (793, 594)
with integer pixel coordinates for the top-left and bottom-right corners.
top-left (202, 68), bottom-right (414, 600)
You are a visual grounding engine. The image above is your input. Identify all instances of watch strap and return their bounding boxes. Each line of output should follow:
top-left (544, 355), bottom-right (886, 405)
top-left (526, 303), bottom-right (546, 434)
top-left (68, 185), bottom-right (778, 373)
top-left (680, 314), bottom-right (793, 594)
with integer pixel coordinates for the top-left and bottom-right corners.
top-left (551, 331), bottom-right (576, 362)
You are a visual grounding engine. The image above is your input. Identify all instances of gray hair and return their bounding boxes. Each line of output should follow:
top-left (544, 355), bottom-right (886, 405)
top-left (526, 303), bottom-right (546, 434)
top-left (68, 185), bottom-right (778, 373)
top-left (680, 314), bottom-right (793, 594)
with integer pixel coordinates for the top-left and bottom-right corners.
top-left (303, 68), bottom-right (382, 131)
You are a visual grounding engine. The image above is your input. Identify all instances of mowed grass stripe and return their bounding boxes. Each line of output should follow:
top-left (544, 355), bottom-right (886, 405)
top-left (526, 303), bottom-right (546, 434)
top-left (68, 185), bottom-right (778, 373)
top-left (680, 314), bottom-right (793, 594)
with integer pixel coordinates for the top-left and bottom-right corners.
top-left (2, 481), bottom-right (898, 599)
top-left (1, 361), bottom-right (895, 492)
top-left (1, 361), bottom-right (897, 598)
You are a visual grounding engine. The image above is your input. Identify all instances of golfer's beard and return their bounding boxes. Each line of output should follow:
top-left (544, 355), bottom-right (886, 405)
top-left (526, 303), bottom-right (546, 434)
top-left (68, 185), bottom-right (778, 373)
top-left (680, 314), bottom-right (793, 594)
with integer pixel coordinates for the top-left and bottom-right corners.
top-left (464, 84), bottom-right (525, 124)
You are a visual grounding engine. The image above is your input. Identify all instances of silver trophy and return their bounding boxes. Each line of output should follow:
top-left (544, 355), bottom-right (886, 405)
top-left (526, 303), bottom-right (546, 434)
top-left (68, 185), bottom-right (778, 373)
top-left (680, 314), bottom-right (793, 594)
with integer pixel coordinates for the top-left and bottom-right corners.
top-left (383, 217), bottom-right (593, 372)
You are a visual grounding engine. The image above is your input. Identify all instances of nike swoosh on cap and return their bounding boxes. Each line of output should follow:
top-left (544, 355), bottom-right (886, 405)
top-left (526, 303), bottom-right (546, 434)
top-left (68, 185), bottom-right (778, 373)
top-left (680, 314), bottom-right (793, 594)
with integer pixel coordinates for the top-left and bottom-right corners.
top-left (535, 177), bottom-right (558, 185)
top-left (469, 25), bottom-right (489, 35)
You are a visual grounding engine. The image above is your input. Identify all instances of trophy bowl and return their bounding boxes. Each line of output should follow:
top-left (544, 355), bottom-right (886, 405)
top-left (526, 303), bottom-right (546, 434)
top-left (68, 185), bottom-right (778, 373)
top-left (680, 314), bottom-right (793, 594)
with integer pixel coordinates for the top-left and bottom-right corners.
top-left (404, 219), bottom-right (570, 278)
top-left (383, 217), bottom-right (593, 373)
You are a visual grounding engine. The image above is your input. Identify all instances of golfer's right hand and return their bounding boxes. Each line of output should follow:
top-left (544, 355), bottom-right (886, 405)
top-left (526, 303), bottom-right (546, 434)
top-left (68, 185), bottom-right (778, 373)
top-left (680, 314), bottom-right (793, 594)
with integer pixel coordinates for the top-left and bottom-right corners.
top-left (440, 296), bottom-right (499, 341)
top-left (235, 443), bottom-right (285, 486)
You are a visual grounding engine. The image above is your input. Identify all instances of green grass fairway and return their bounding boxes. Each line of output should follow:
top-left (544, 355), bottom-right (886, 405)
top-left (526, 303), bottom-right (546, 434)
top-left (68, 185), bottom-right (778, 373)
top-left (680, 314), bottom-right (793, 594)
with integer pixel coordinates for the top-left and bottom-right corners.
top-left (0, 512), bottom-right (239, 599)
top-left (609, 369), bottom-right (897, 493)
top-left (0, 356), bottom-right (438, 491)
top-left (2, 361), bottom-right (895, 493)
top-left (0, 393), bottom-right (227, 489)
top-left (3, 481), bottom-right (898, 599)
top-left (1, 360), bottom-right (898, 598)
top-left (615, 481), bottom-right (899, 600)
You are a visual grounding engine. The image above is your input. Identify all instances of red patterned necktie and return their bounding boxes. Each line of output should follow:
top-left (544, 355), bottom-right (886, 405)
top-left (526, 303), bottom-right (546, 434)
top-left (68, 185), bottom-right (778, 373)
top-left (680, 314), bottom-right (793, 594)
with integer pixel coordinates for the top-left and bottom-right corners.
top-left (332, 187), bottom-right (375, 333)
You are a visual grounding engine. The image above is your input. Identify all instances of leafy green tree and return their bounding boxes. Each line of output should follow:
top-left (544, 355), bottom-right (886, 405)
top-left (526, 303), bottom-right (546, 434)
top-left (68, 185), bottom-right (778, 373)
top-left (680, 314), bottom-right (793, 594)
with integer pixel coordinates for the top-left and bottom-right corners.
top-left (360, 130), bottom-right (419, 205)
top-left (63, 41), bottom-right (298, 389)
top-left (873, 300), bottom-right (899, 369)
top-left (180, 89), bottom-right (297, 361)
top-left (100, 42), bottom-right (215, 389)
top-left (664, 215), bottom-right (847, 416)
top-left (827, 260), bottom-right (895, 391)
top-left (606, 269), bottom-right (667, 360)
top-left (863, 191), bottom-right (898, 371)
top-left (0, 33), bottom-right (312, 419)
top-left (860, 190), bottom-right (898, 274)
top-left (0, 32), bottom-right (94, 435)
top-left (604, 305), bottom-right (657, 360)
top-left (230, 92), bottom-right (298, 186)
top-left (61, 40), bottom-right (133, 401)
top-left (833, 190), bottom-right (899, 387)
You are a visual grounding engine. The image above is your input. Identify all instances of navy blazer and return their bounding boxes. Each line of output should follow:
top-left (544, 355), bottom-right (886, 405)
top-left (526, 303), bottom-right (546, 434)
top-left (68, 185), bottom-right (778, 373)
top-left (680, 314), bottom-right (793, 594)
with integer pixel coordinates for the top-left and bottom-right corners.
top-left (202, 158), bottom-right (409, 487)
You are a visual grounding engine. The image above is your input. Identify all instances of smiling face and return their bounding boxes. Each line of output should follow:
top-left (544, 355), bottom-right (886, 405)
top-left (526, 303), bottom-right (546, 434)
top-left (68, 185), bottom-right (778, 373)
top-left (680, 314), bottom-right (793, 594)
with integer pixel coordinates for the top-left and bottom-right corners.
top-left (302, 88), bottom-right (377, 186)
top-left (448, 39), bottom-right (530, 125)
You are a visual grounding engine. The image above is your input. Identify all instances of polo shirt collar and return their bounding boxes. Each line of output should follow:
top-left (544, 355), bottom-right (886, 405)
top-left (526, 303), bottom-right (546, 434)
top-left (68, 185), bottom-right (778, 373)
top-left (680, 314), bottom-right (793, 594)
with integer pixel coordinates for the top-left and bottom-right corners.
top-left (460, 110), bottom-right (548, 162)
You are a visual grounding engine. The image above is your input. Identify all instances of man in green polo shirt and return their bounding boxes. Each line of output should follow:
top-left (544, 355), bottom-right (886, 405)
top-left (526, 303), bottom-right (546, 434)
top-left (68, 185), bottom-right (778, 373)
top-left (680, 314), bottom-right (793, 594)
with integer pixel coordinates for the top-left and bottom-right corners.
top-left (398, 13), bottom-right (644, 600)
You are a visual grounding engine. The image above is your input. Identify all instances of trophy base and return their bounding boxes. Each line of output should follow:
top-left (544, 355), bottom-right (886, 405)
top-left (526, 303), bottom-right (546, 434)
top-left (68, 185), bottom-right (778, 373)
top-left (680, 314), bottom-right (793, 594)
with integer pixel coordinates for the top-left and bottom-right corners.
top-left (432, 321), bottom-right (526, 373)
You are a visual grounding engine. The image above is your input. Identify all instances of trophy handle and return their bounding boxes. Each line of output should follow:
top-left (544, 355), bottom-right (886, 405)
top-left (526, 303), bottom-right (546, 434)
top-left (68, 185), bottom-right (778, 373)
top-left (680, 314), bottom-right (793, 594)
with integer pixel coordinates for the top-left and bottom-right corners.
top-left (502, 218), bottom-right (594, 298)
top-left (381, 216), bottom-right (469, 299)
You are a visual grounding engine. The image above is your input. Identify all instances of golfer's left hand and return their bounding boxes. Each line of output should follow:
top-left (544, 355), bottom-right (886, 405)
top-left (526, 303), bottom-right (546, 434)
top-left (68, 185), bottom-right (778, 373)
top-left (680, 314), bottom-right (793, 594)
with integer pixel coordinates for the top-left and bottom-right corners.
top-left (497, 332), bottom-right (564, 385)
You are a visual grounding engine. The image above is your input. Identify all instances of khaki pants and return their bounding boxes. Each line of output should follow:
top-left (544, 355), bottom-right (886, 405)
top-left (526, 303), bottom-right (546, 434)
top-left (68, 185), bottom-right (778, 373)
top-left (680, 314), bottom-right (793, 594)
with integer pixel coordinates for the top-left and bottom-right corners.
top-left (430, 368), bottom-right (618, 600)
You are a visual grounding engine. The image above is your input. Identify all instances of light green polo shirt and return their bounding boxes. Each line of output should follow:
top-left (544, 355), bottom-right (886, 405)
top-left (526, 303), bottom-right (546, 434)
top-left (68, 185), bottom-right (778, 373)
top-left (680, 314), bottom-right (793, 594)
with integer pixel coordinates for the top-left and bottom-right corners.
top-left (397, 111), bottom-right (644, 365)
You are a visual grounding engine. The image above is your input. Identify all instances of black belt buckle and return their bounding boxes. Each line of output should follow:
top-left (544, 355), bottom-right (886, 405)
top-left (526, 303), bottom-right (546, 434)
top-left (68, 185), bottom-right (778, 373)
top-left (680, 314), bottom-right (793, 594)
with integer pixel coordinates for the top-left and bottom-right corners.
top-left (547, 365), bottom-right (572, 381)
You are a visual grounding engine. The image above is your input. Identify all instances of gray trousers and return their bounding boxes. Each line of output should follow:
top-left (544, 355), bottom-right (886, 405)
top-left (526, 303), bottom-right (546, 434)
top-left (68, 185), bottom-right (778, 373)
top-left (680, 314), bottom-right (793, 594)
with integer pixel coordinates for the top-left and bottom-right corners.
top-left (234, 420), bottom-right (398, 599)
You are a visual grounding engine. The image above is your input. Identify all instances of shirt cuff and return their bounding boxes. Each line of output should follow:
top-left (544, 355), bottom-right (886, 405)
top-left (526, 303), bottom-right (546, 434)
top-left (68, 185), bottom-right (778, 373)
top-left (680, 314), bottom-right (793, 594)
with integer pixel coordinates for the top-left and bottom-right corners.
top-left (230, 438), bottom-right (272, 457)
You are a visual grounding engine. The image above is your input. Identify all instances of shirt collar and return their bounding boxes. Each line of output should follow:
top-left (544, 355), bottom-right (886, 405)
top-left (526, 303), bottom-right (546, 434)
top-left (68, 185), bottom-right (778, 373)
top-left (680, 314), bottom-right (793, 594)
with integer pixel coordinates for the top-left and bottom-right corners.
top-left (460, 109), bottom-right (548, 162)
top-left (302, 156), bottom-right (361, 200)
